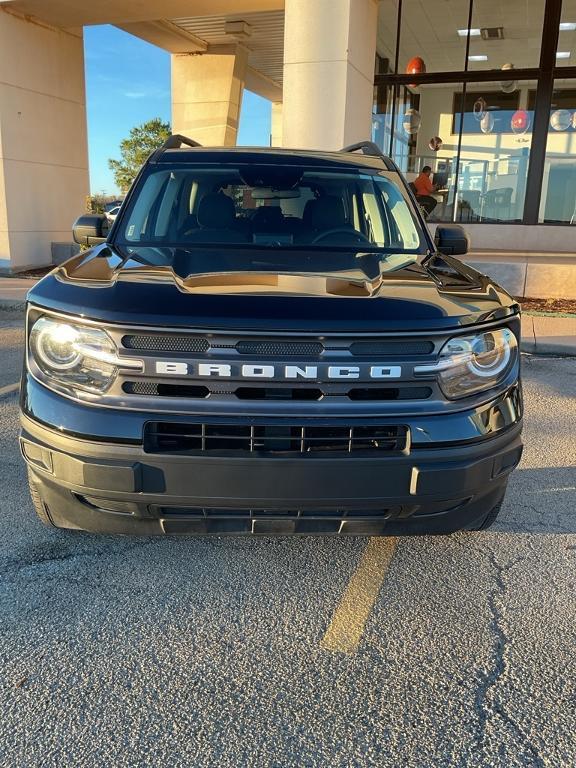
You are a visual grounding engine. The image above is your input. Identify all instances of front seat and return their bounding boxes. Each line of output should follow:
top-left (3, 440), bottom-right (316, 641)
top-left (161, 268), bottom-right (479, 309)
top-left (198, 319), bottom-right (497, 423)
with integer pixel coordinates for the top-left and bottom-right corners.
top-left (309, 195), bottom-right (368, 244)
top-left (184, 193), bottom-right (246, 243)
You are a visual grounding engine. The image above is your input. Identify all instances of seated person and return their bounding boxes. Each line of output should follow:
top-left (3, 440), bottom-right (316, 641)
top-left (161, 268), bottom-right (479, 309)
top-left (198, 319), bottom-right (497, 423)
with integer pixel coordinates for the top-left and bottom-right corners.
top-left (413, 166), bottom-right (438, 216)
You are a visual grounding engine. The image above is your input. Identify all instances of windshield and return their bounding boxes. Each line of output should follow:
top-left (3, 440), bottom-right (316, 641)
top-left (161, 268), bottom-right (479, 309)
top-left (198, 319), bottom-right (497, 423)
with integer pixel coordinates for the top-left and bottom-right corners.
top-left (117, 165), bottom-right (426, 258)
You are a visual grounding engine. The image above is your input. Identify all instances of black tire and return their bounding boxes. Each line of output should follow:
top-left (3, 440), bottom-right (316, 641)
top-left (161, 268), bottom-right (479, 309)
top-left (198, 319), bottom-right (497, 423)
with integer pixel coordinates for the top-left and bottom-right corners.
top-left (471, 498), bottom-right (504, 531)
top-left (27, 468), bottom-right (56, 527)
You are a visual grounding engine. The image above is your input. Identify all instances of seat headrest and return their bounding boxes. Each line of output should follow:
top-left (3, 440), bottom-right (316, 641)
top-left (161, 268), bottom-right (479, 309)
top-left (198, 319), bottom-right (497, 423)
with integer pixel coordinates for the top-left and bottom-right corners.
top-left (310, 196), bottom-right (346, 229)
top-left (302, 199), bottom-right (318, 225)
top-left (197, 193), bottom-right (235, 229)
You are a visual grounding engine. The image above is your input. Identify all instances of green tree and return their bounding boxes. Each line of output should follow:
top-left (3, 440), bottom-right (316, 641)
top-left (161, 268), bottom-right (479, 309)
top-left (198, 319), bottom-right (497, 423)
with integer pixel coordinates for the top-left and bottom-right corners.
top-left (108, 118), bottom-right (171, 192)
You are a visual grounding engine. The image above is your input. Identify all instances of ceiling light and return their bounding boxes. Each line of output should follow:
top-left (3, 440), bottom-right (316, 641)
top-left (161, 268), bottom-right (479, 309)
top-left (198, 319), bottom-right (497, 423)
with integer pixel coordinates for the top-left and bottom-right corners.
top-left (559, 22), bottom-right (576, 31)
top-left (468, 55), bottom-right (488, 62)
top-left (458, 28), bottom-right (481, 37)
top-left (556, 51), bottom-right (571, 59)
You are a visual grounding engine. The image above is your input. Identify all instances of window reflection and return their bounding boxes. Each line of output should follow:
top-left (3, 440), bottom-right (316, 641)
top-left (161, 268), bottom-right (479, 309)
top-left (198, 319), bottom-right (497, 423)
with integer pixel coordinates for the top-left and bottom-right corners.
top-left (540, 81), bottom-right (576, 224)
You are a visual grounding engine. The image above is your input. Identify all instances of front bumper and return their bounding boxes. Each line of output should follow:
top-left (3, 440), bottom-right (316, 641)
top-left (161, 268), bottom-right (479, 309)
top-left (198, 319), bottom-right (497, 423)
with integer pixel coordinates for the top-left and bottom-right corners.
top-left (21, 400), bottom-right (523, 535)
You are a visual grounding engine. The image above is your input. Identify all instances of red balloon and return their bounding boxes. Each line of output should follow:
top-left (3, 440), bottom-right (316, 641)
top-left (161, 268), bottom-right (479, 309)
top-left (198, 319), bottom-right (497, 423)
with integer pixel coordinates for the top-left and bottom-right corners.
top-left (511, 109), bottom-right (530, 134)
top-left (406, 56), bottom-right (426, 87)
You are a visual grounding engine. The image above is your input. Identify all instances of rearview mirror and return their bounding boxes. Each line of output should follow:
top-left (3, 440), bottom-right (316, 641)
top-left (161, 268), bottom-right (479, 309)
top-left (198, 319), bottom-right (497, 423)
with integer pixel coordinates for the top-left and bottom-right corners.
top-left (73, 214), bottom-right (110, 246)
top-left (434, 224), bottom-right (469, 256)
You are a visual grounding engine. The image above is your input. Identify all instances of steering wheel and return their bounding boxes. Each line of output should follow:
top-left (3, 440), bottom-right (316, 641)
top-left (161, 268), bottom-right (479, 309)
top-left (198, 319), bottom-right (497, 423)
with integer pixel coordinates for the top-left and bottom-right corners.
top-left (310, 228), bottom-right (370, 244)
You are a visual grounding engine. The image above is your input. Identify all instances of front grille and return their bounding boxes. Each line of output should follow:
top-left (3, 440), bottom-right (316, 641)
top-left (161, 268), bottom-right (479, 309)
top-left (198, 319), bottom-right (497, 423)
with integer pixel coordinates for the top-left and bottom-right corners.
top-left (111, 328), bottom-right (442, 413)
top-left (144, 422), bottom-right (409, 455)
top-left (122, 334), bottom-right (209, 353)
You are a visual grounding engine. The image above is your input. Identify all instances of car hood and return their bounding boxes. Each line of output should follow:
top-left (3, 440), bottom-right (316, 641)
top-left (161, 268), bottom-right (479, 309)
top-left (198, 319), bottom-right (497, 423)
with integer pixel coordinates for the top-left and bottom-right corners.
top-left (27, 244), bottom-right (519, 332)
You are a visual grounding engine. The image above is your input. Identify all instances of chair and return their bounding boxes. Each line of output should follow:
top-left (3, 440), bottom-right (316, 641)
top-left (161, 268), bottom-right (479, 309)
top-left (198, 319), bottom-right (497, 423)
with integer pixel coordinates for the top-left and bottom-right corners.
top-left (457, 189), bottom-right (481, 222)
top-left (480, 188), bottom-right (513, 222)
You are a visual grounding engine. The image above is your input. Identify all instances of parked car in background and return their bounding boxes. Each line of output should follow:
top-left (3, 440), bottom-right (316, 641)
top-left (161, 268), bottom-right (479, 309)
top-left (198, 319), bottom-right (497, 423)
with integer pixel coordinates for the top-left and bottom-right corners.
top-left (105, 205), bottom-right (121, 223)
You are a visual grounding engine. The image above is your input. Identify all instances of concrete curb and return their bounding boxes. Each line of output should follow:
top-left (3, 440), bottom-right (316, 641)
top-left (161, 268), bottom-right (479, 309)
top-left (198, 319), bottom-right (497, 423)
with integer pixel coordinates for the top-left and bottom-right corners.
top-left (522, 314), bottom-right (576, 357)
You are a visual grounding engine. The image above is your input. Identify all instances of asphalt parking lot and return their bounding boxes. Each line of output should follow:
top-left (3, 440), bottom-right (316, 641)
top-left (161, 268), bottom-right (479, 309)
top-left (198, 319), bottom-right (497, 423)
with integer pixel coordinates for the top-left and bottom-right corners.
top-left (0, 307), bottom-right (575, 768)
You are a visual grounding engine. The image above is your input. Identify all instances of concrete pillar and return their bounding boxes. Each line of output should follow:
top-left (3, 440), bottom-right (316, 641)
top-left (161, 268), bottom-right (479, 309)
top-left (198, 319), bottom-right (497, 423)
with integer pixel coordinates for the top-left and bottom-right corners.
top-left (270, 102), bottom-right (283, 147)
top-left (0, 8), bottom-right (89, 271)
top-left (171, 45), bottom-right (249, 146)
top-left (282, 0), bottom-right (378, 150)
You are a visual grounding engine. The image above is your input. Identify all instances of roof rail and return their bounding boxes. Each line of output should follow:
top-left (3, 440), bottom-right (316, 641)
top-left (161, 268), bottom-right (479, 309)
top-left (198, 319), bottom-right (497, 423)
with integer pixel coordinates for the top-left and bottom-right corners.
top-left (148, 134), bottom-right (202, 163)
top-left (161, 134), bottom-right (202, 150)
top-left (340, 141), bottom-right (385, 159)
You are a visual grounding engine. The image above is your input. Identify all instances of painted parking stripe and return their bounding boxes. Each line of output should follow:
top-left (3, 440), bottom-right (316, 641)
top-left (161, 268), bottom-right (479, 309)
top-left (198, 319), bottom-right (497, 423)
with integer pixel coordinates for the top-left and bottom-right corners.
top-left (321, 537), bottom-right (398, 654)
top-left (0, 382), bottom-right (19, 398)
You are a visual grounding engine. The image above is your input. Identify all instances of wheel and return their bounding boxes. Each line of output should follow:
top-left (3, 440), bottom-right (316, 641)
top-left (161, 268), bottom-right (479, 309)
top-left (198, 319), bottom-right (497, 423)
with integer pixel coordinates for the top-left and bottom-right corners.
top-left (471, 498), bottom-right (504, 531)
top-left (27, 468), bottom-right (56, 527)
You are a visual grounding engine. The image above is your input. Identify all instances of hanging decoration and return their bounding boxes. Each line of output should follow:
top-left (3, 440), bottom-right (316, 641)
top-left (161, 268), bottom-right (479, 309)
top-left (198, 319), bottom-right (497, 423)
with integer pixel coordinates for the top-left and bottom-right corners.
top-left (406, 56), bottom-right (426, 88)
top-left (402, 108), bottom-right (421, 134)
top-left (473, 97), bottom-right (487, 121)
top-left (428, 136), bottom-right (443, 151)
top-left (511, 109), bottom-right (530, 134)
top-left (550, 109), bottom-right (572, 131)
top-left (480, 112), bottom-right (495, 134)
top-left (500, 63), bottom-right (518, 94)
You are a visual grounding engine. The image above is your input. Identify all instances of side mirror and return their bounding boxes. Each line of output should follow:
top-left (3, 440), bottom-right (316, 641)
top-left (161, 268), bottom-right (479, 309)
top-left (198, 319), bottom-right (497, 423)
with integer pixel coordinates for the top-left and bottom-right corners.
top-left (434, 224), bottom-right (469, 256)
top-left (73, 214), bottom-right (110, 246)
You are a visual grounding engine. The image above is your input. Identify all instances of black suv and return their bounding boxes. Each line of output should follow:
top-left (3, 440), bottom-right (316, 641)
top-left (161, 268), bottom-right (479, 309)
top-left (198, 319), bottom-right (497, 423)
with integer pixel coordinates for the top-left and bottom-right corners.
top-left (20, 138), bottom-right (522, 535)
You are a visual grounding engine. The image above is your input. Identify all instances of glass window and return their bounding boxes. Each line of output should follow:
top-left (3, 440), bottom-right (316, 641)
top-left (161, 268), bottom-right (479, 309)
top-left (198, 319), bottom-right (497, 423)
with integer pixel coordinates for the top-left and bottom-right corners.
top-left (375, 82), bottom-right (465, 223)
top-left (373, 82), bottom-right (395, 156)
top-left (119, 167), bottom-right (426, 255)
top-left (456, 81), bottom-right (534, 223)
top-left (558, 0), bottom-right (576, 66)
top-left (468, 0), bottom-right (545, 71)
top-left (539, 79), bottom-right (576, 223)
top-left (453, 91), bottom-right (522, 135)
top-left (376, 2), bottom-right (400, 73)
top-left (393, 0), bottom-right (470, 74)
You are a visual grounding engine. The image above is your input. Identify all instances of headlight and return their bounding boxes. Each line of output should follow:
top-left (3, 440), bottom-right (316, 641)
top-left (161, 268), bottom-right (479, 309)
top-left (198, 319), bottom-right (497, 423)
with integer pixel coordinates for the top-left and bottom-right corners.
top-left (415, 328), bottom-right (518, 399)
top-left (29, 316), bottom-right (140, 396)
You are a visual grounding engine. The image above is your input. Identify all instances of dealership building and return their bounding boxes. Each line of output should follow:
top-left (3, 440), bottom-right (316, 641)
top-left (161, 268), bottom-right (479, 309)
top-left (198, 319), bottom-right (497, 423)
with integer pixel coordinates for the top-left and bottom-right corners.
top-left (0, 0), bottom-right (575, 297)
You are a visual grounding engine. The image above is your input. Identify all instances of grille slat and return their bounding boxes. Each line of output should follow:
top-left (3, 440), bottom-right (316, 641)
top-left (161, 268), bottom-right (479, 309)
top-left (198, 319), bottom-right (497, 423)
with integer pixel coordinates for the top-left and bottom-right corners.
top-left (144, 422), bottom-right (408, 455)
top-left (235, 340), bottom-right (324, 356)
top-left (350, 340), bottom-right (434, 356)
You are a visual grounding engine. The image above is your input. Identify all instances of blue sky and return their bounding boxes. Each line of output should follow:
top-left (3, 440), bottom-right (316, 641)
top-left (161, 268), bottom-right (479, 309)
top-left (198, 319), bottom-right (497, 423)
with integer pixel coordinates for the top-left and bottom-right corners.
top-left (84, 26), bottom-right (272, 194)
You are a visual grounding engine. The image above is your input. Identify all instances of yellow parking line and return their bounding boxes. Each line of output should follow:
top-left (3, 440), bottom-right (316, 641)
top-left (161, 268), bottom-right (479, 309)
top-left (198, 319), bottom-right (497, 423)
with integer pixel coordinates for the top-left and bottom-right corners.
top-left (320, 537), bottom-right (398, 654)
top-left (0, 382), bottom-right (19, 398)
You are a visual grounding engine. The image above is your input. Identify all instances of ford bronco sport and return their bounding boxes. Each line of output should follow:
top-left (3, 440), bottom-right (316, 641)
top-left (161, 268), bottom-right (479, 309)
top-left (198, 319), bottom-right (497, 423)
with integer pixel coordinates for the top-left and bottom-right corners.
top-left (20, 137), bottom-right (522, 535)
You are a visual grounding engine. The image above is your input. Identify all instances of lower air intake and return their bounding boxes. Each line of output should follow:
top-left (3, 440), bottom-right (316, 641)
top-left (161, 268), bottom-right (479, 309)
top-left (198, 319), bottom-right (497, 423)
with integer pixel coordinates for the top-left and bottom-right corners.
top-left (144, 422), bottom-right (409, 455)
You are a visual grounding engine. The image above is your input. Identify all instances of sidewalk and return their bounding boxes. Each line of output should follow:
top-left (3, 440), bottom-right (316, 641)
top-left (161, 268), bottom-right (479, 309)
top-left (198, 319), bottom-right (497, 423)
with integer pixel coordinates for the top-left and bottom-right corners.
top-left (0, 277), bottom-right (574, 356)
top-left (0, 277), bottom-right (36, 306)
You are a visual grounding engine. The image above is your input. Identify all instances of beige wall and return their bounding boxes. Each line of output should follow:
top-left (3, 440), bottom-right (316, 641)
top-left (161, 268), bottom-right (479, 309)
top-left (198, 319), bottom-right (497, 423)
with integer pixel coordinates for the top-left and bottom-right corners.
top-left (0, 9), bottom-right (89, 270)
